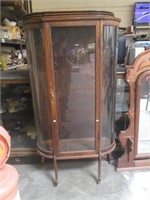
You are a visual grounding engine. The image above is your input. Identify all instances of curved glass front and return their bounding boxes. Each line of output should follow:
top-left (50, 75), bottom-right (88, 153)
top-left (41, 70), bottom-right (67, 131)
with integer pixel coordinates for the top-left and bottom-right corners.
top-left (25, 23), bottom-right (118, 155)
top-left (26, 29), bottom-right (52, 153)
top-left (102, 26), bottom-right (117, 150)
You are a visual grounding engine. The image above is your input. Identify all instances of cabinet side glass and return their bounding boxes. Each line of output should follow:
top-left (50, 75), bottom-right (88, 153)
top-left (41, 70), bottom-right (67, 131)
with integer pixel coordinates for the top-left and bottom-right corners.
top-left (26, 29), bottom-right (53, 153)
top-left (102, 26), bottom-right (117, 150)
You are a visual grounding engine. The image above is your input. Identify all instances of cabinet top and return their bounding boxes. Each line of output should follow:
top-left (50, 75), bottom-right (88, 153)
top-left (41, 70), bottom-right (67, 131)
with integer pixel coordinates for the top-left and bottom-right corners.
top-left (23, 10), bottom-right (120, 26)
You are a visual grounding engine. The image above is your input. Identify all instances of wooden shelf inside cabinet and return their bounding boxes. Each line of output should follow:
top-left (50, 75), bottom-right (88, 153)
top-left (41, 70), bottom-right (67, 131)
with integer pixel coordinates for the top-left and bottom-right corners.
top-left (1, 38), bottom-right (25, 46)
top-left (0, 69), bottom-right (30, 84)
top-left (117, 71), bottom-right (126, 79)
top-left (10, 148), bottom-right (37, 157)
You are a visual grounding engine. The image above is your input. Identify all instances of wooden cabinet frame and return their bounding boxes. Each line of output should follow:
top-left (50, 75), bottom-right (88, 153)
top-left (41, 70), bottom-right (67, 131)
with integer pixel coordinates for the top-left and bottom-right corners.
top-left (117, 49), bottom-right (150, 171)
top-left (24, 11), bottom-right (120, 185)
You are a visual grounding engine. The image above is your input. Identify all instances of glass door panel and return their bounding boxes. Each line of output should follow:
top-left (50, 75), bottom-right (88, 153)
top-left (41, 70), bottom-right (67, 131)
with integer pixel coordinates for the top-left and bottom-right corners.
top-left (51, 26), bottom-right (96, 152)
top-left (137, 75), bottom-right (150, 154)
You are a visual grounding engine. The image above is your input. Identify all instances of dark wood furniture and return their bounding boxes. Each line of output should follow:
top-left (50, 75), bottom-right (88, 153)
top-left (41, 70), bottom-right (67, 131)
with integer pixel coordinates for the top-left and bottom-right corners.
top-left (23, 11), bottom-right (120, 185)
top-left (117, 49), bottom-right (150, 170)
top-left (0, 70), bottom-right (37, 158)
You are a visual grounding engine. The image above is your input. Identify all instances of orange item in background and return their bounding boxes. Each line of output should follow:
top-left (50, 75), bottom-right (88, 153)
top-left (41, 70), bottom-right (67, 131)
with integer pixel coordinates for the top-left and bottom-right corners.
top-left (0, 126), bottom-right (20, 200)
top-left (0, 126), bottom-right (10, 168)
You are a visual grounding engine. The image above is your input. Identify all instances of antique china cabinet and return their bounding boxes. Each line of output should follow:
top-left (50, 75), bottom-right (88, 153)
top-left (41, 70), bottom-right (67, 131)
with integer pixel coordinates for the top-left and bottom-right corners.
top-left (23, 11), bottom-right (120, 185)
top-left (117, 49), bottom-right (150, 170)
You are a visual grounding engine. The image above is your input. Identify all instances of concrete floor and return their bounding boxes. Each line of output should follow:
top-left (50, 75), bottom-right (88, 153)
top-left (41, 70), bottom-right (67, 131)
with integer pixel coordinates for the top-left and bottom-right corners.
top-left (14, 159), bottom-right (150, 200)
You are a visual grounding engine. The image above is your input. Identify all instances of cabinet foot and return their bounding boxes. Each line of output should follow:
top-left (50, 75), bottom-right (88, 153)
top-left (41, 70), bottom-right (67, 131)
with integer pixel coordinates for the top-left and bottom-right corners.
top-left (54, 181), bottom-right (58, 187)
top-left (97, 178), bottom-right (101, 184)
top-left (107, 153), bottom-right (111, 164)
top-left (41, 156), bottom-right (45, 163)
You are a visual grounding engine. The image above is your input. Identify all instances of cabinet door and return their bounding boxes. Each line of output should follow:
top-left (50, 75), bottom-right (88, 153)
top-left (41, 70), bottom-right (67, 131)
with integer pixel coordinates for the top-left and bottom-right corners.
top-left (50, 25), bottom-right (97, 153)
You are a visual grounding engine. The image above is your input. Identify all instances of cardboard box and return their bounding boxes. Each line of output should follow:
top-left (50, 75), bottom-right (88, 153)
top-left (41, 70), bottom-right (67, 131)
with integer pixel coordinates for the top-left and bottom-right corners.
top-left (0, 26), bottom-right (21, 40)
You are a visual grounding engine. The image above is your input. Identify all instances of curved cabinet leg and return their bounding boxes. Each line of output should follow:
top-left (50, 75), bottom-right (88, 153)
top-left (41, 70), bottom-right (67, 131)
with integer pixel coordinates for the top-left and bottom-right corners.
top-left (97, 153), bottom-right (101, 184)
top-left (145, 94), bottom-right (150, 111)
top-left (107, 153), bottom-right (111, 164)
top-left (53, 154), bottom-right (58, 186)
top-left (41, 156), bottom-right (45, 163)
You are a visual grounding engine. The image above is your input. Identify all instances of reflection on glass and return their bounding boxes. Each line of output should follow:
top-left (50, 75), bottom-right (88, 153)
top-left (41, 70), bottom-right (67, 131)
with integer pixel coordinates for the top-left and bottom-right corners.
top-left (115, 79), bottom-right (130, 136)
top-left (138, 75), bottom-right (150, 154)
top-left (51, 26), bottom-right (96, 152)
top-left (115, 79), bottom-right (129, 119)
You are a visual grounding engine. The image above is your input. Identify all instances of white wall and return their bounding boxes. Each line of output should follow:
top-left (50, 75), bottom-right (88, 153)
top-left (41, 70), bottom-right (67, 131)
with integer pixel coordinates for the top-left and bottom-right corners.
top-left (31, 0), bottom-right (150, 27)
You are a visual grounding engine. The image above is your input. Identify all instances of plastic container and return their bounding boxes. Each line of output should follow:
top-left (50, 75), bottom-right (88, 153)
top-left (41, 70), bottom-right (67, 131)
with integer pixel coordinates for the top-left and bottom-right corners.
top-left (0, 126), bottom-right (20, 200)
top-left (0, 126), bottom-right (11, 168)
top-left (0, 164), bottom-right (20, 200)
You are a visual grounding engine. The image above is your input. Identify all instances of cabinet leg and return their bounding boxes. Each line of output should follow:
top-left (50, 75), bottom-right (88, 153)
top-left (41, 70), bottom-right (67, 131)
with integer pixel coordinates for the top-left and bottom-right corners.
top-left (41, 156), bottom-right (45, 163)
top-left (107, 153), bottom-right (111, 164)
top-left (97, 153), bottom-right (101, 184)
top-left (53, 154), bottom-right (58, 186)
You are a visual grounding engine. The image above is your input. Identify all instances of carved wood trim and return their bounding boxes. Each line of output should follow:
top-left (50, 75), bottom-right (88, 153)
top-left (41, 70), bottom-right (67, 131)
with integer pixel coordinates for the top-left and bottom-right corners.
top-left (126, 49), bottom-right (150, 82)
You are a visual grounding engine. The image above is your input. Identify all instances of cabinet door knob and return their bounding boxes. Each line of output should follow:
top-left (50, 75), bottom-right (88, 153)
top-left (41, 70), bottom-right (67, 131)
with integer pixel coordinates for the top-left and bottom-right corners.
top-left (50, 92), bottom-right (55, 98)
